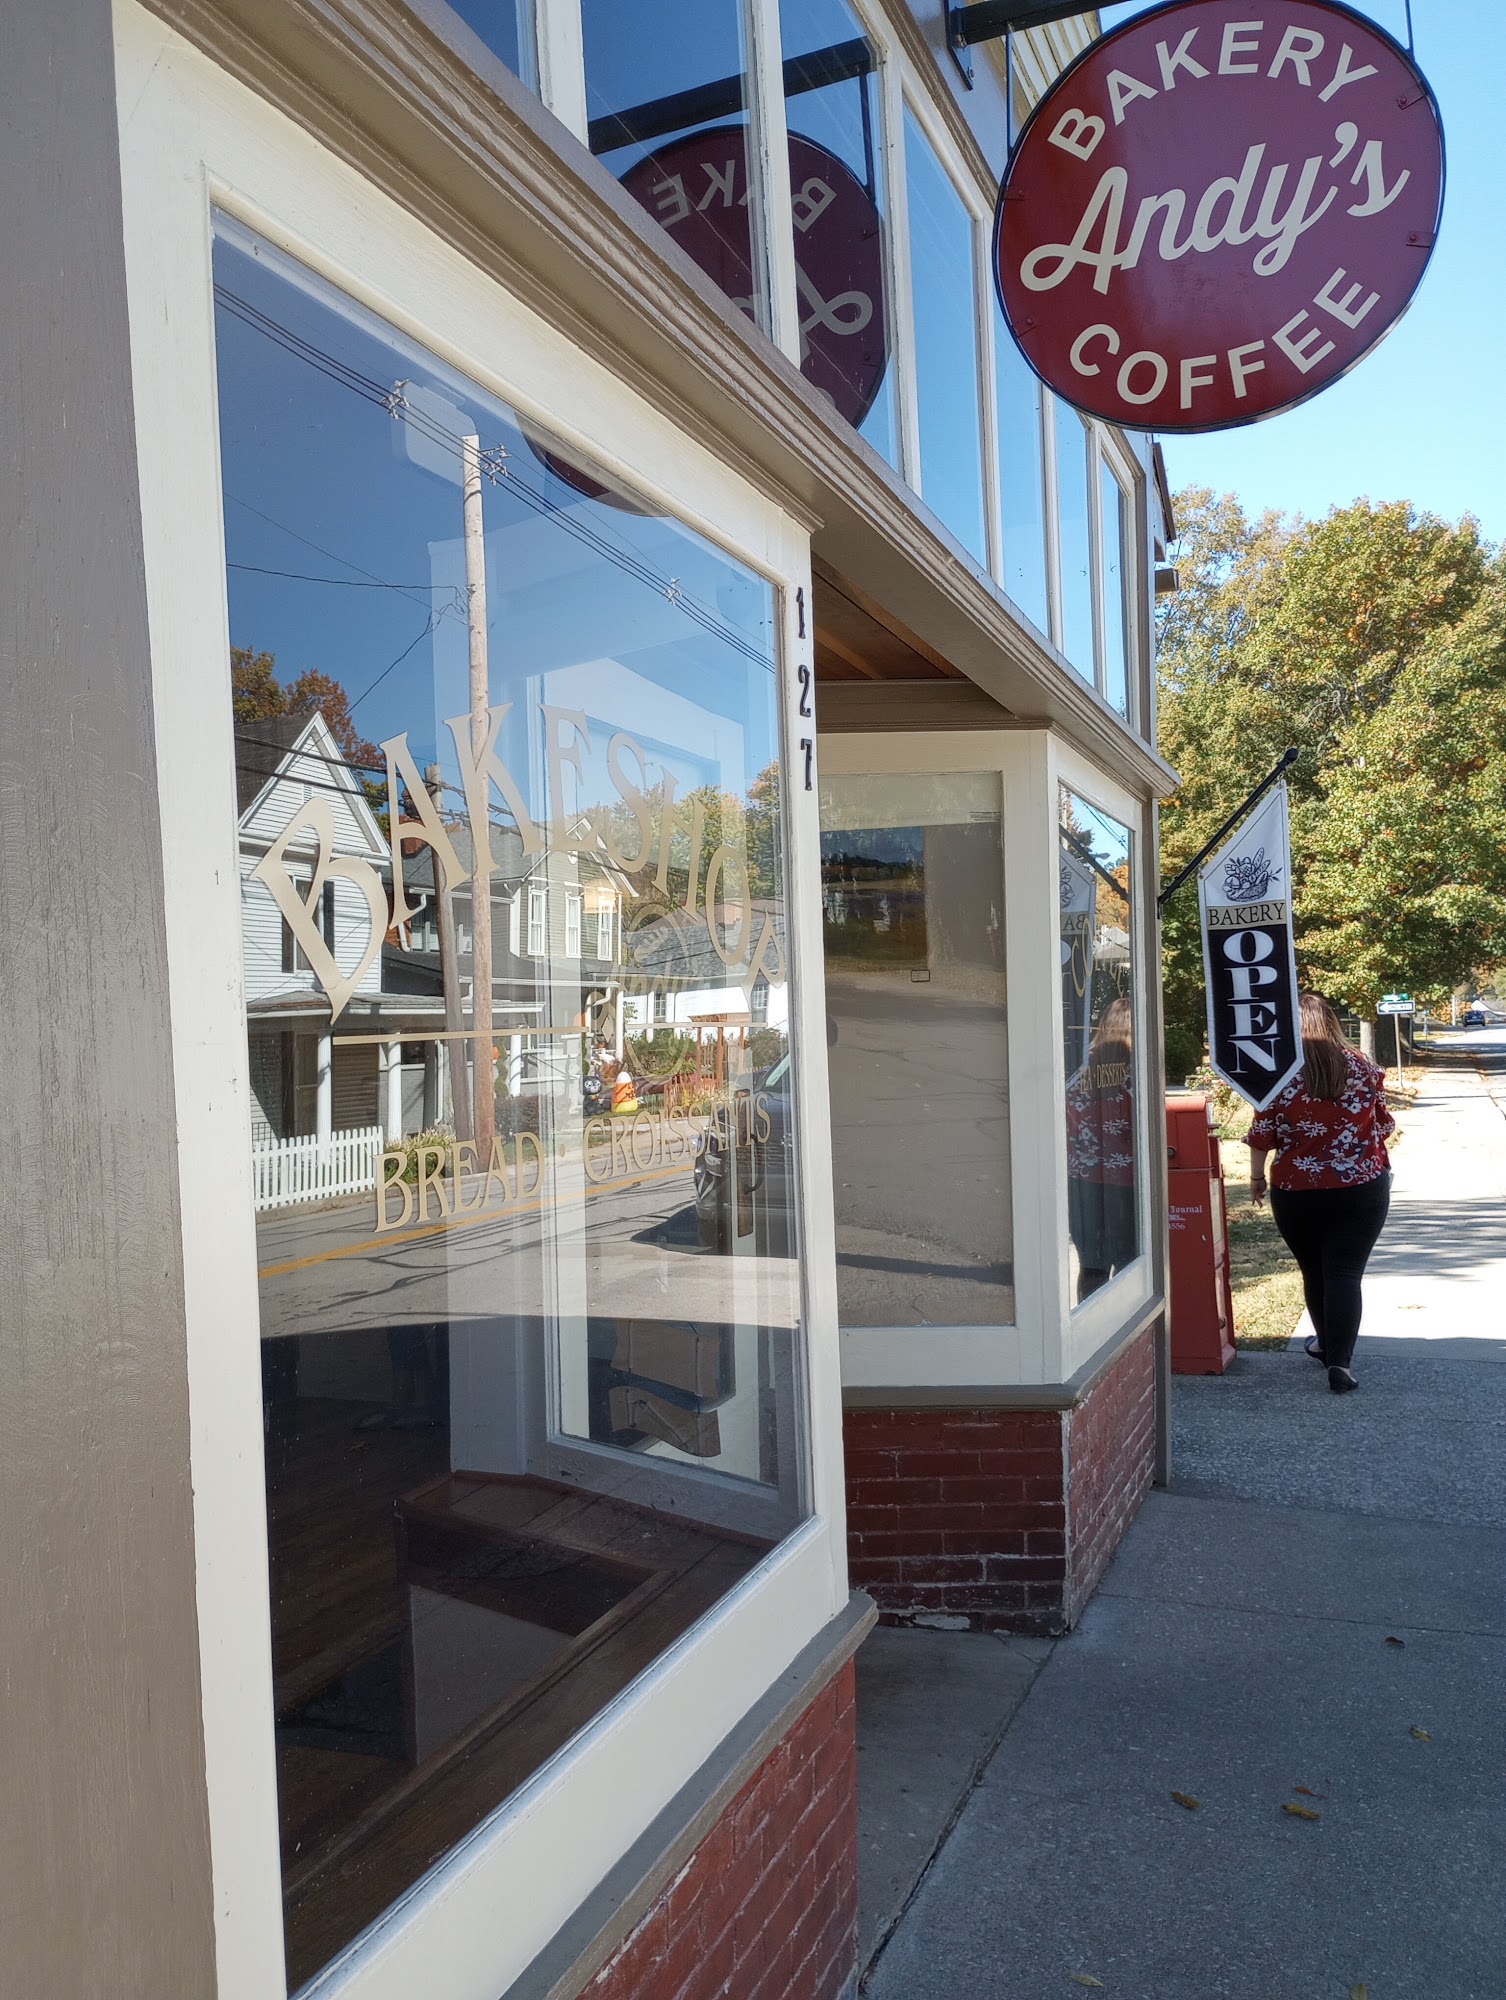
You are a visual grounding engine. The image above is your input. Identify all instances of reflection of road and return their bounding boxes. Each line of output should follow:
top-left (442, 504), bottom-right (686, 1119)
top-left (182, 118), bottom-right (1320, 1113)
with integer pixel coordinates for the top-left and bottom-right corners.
top-left (256, 1159), bottom-right (798, 1342)
top-left (826, 977), bottom-right (1013, 1326)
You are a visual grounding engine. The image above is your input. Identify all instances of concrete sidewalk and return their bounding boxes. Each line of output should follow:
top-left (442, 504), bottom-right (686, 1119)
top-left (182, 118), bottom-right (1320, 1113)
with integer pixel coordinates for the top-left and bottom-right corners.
top-left (855, 1038), bottom-right (1506, 1999)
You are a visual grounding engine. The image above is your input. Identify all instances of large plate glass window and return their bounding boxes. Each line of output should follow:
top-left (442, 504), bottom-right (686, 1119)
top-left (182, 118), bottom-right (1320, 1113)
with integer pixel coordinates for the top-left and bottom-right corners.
top-left (214, 219), bottom-right (806, 1989)
top-left (994, 314), bottom-right (1049, 635)
top-left (1100, 459), bottom-right (1132, 720)
top-left (1055, 405), bottom-right (1093, 679)
top-left (902, 108), bottom-right (986, 565)
top-left (779, 0), bottom-right (897, 466)
top-left (1058, 788), bottom-right (1138, 1305)
top-left (819, 771), bottom-right (1012, 1326)
top-left (435, 0), bottom-right (538, 87)
top-left (584, 0), bottom-right (773, 336)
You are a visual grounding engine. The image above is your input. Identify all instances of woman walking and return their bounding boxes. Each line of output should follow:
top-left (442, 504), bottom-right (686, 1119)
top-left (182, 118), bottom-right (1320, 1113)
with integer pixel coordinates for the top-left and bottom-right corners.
top-left (1248, 994), bottom-right (1395, 1393)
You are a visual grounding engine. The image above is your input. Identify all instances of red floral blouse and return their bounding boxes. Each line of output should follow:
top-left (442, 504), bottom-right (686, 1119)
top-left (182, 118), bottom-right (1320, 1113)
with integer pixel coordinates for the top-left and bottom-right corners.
top-left (1247, 1050), bottom-right (1395, 1190)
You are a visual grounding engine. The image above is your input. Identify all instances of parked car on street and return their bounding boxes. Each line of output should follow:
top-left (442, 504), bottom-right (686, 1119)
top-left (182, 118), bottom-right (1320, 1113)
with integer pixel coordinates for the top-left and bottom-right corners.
top-left (1463, 1007), bottom-right (1487, 1027)
top-left (693, 1055), bottom-right (794, 1257)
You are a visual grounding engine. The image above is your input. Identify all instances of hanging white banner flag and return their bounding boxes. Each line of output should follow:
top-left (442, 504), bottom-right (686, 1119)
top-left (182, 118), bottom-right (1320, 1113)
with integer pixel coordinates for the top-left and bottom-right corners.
top-left (1197, 780), bottom-right (1303, 1111)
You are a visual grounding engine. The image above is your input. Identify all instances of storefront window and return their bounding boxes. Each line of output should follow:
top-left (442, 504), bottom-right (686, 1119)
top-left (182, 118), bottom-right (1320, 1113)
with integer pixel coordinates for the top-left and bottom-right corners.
top-left (1059, 789), bottom-right (1138, 1305)
top-left (584, 0), bottom-right (772, 335)
top-left (439, 0), bottom-right (537, 88)
top-left (779, 0), bottom-right (896, 466)
top-left (902, 108), bottom-right (986, 565)
top-left (994, 319), bottom-right (1049, 635)
top-left (820, 771), bottom-right (1012, 1326)
top-left (1100, 460), bottom-right (1131, 720)
top-left (215, 219), bottom-right (805, 1987)
top-left (1055, 406), bottom-right (1093, 679)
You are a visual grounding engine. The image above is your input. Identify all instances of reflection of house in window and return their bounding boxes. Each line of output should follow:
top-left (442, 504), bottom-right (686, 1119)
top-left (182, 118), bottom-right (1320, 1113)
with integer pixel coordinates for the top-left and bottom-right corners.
top-left (591, 890), bottom-right (617, 963)
top-left (528, 885), bottom-right (547, 957)
top-left (751, 979), bottom-right (770, 1023)
top-left (238, 713), bottom-right (391, 1146)
top-left (565, 886), bottom-right (583, 958)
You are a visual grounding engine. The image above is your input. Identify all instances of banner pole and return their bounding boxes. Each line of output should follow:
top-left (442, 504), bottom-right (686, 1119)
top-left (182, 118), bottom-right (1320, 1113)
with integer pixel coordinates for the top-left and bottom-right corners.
top-left (1158, 746), bottom-right (1300, 912)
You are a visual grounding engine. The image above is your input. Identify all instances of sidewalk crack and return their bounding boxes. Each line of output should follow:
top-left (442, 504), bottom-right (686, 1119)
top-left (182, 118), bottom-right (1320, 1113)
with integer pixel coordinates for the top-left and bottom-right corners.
top-left (859, 1638), bottom-right (1058, 1991)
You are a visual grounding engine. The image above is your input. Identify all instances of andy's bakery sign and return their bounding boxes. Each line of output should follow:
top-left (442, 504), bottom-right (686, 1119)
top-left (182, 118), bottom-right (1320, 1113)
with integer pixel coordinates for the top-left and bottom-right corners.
top-left (995, 0), bottom-right (1444, 432)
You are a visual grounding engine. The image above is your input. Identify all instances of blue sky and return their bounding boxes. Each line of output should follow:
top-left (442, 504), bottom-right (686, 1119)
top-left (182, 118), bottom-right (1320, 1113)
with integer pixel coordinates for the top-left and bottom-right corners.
top-left (1101, 0), bottom-right (1506, 542)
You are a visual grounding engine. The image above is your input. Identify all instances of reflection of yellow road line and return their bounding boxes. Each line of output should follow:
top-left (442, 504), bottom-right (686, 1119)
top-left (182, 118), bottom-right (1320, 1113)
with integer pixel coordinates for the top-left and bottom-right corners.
top-left (257, 1162), bottom-right (691, 1279)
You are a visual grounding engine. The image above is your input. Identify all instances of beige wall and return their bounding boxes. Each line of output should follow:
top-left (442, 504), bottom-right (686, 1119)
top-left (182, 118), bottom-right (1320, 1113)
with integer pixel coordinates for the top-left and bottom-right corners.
top-left (0, 0), bottom-right (217, 1990)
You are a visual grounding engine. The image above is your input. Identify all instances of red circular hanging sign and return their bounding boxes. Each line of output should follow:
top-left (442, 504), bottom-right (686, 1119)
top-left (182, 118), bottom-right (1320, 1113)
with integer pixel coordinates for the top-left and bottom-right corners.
top-left (994, 0), bottom-right (1444, 432)
top-left (622, 129), bottom-right (890, 430)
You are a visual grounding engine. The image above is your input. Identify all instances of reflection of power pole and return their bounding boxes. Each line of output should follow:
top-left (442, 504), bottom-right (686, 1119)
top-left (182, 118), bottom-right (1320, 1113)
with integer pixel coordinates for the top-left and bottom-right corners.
top-left (463, 434), bottom-right (495, 1162)
top-left (425, 762), bottom-right (472, 1140)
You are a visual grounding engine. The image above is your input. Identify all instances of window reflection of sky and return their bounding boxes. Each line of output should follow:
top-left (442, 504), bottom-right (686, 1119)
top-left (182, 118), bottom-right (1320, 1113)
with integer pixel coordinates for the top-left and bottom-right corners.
top-left (212, 223), bottom-right (778, 810)
top-left (583, 0), bottom-right (748, 173)
top-left (903, 110), bottom-right (985, 565)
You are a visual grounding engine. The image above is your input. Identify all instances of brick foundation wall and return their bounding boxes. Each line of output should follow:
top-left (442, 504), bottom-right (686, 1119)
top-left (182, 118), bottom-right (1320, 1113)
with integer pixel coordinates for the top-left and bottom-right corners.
top-left (589, 1661), bottom-right (858, 2000)
top-left (844, 1409), bottom-right (1068, 1635)
top-left (1064, 1321), bottom-right (1157, 1624)
top-left (844, 1323), bottom-right (1158, 1635)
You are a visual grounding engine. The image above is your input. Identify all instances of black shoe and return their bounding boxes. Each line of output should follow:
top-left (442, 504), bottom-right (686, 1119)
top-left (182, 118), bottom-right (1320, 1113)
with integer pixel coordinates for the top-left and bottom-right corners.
top-left (1305, 1337), bottom-right (1326, 1363)
top-left (1328, 1366), bottom-right (1358, 1394)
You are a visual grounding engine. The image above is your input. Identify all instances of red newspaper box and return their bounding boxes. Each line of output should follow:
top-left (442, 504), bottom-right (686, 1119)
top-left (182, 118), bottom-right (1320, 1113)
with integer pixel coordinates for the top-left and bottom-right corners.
top-left (1166, 1093), bottom-right (1236, 1375)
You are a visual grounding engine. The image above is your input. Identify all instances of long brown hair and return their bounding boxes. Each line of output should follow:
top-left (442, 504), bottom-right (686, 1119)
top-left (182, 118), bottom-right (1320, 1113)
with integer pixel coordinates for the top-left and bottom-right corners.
top-left (1300, 992), bottom-right (1350, 1101)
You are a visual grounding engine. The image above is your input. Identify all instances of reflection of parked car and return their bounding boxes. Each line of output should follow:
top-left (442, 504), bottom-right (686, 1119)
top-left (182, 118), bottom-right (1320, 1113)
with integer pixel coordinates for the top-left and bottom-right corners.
top-left (694, 1055), bottom-right (795, 1256)
top-left (1463, 1007), bottom-right (1487, 1027)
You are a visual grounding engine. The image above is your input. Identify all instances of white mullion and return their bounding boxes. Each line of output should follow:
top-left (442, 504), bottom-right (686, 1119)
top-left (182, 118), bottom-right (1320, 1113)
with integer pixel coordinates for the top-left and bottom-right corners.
top-left (535, 0), bottom-right (588, 145)
top-left (976, 216), bottom-right (1004, 585)
top-left (886, 71), bottom-right (922, 488)
top-left (1041, 390), bottom-right (1063, 652)
top-left (1088, 424), bottom-right (1108, 700)
top-left (746, 0), bottom-right (800, 360)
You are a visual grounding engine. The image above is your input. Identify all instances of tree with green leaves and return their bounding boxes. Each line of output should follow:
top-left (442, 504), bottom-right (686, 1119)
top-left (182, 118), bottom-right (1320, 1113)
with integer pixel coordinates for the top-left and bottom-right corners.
top-left (1157, 493), bottom-right (1506, 1075)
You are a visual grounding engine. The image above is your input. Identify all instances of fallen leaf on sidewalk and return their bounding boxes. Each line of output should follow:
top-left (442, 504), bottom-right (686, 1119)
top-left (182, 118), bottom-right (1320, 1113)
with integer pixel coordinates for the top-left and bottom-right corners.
top-left (1282, 1802), bottom-right (1321, 1820)
top-left (1169, 1792), bottom-right (1200, 1810)
top-left (1293, 1785), bottom-right (1325, 1798)
top-left (1069, 1978), bottom-right (1105, 1989)
top-left (1351, 1985), bottom-right (1370, 1999)
top-left (1385, 1636), bottom-right (1406, 1647)
top-left (1410, 1725), bottom-right (1432, 1741)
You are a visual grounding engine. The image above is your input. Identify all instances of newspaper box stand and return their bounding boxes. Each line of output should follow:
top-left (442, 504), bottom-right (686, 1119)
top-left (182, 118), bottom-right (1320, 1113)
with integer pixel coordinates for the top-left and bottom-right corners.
top-left (1166, 1092), bottom-right (1236, 1375)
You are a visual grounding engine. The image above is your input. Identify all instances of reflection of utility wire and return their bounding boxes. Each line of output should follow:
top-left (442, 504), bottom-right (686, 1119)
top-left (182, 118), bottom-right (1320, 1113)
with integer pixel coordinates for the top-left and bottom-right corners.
top-left (228, 560), bottom-right (465, 614)
top-left (216, 283), bottom-right (774, 674)
top-left (347, 615), bottom-right (438, 713)
top-left (233, 724), bottom-right (529, 841)
top-left (1061, 823), bottom-right (1129, 903)
top-left (225, 491), bottom-right (450, 624)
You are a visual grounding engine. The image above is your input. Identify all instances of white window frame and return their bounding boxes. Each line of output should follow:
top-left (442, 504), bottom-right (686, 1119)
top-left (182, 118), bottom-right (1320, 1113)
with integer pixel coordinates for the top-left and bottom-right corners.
top-left (114, 12), bottom-right (846, 1999)
top-left (820, 730), bottom-right (1153, 1394)
top-left (893, 84), bottom-right (993, 571)
top-left (563, 883), bottom-right (582, 958)
top-left (594, 898), bottom-right (616, 963)
top-left (522, 0), bottom-right (1154, 742)
top-left (1095, 427), bottom-right (1143, 731)
top-left (528, 883), bottom-right (548, 957)
top-left (1049, 737), bottom-right (1154, 1378)
top-left (484, 0), bottom-right (1154, 739)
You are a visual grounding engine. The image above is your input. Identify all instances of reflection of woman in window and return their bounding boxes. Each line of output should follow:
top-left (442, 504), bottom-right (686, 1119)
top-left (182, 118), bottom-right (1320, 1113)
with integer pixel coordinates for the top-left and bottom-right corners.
top-left (1066, 996), bottom-right (1136, 1301)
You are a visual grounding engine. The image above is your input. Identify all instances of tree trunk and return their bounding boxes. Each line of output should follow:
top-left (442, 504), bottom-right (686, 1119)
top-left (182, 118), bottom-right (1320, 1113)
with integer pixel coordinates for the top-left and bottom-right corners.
top-left (1359, 1017), bottom-right (1377, 1060)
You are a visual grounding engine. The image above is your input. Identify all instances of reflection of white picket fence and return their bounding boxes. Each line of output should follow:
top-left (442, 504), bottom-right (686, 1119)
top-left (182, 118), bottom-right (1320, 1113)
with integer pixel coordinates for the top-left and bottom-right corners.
top-left (252, 1126), bottom-right (384, 1211)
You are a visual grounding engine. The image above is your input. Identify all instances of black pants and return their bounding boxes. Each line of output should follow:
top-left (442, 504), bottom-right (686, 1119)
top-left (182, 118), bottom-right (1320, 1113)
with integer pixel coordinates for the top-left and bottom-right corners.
top-left (1270, 1174), bottom-right (1390, 1369)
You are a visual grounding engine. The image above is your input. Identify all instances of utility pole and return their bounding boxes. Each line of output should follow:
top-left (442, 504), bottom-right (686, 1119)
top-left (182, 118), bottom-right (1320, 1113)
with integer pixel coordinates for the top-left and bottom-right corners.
top-left (463, 433), bottom-right (495, 1163)
top-left (425, 762), bottom-right (472, 1140)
